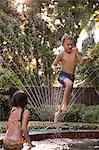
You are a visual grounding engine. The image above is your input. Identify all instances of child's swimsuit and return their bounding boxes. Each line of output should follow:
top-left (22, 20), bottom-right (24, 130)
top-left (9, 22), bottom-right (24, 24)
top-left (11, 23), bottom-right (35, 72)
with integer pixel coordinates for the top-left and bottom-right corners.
top-left (3, 138), bottom-right (23, 150)
top-left (58, 70), bottom-right (75, 85)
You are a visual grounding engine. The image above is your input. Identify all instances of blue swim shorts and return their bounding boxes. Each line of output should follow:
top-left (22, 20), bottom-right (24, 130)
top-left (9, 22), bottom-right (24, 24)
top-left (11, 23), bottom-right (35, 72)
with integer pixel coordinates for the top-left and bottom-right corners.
top-left (58, 71), bottom-right (75, 85)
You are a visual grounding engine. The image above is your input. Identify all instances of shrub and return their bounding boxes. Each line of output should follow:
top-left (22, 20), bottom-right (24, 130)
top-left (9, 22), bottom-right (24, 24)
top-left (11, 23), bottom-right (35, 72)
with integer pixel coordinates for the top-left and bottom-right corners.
top-left (29, 106), bottom-right (40, 121)
top-left (82, 105), bottom-right (99, 123)
top-left (63, 104), bottom-right (99, 123)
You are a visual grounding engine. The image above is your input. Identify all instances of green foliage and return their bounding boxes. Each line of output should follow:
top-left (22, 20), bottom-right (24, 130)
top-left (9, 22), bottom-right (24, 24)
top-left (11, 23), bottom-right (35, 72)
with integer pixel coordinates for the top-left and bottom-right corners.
top-left (0, 66), bottom-right (12, 89)
top-left (29, 104), bottom-right (99, 123)
top-left (0, 1), bottom-right (98, 122)
top-left (63, 104), bottom-right (99, 123)
top-left (0, 94), bottom-right (10, 121)
top-left (80, 43), bottom-right (99, 87)
top-left (63, 104), bottom-right (85, 122)
top-left (82, 105), bottom-right (99, 123)
top-left (0, 66), bottom-right (25, 90)
top-left (0, 9), bottom-right (21, 51)
top-left (0, 126), bottom-right (6, 133)
top-left (0, 0), bottom-right (98, 90)
top-left (4, 68), bottom-right (25, 90)
top-left (29, 105), bottom-right (56, 121)
top-left (1, 103), bottom-right (99, 128)
top-left (29, 106), bottom-right (40, 121)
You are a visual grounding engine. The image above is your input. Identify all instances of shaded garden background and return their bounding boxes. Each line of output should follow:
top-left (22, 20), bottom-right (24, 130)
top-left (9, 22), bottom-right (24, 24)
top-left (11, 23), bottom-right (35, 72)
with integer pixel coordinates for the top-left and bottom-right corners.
top-left (0, 0), bottom-right (99, 121)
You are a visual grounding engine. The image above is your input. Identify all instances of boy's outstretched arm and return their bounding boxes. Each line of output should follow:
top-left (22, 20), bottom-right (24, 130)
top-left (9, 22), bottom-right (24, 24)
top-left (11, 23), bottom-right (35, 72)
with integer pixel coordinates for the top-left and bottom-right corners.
top-left (76, 48), bottom-right (88, 65)
top-left (51, 52), bottom-right (62, 72)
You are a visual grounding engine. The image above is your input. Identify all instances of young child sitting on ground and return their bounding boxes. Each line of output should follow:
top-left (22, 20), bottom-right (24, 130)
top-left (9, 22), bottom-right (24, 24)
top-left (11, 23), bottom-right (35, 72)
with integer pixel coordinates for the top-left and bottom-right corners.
top-left (3, 90), bottom-right (34, 150)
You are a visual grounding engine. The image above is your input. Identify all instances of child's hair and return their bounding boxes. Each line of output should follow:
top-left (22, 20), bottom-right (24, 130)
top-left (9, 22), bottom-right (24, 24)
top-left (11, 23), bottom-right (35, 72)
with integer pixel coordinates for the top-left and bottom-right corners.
top-left (12, 91), bottom-right (28, 108)
top-left (61, 33), bottom-right (74, 45)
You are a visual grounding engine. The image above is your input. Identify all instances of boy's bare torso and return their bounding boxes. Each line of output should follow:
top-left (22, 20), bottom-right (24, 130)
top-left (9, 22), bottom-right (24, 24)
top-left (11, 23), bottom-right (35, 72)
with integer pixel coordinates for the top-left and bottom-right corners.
top-left (54, 47), bottom-right (78, 75)
top-left (60, 48), bottom-right (77, 74)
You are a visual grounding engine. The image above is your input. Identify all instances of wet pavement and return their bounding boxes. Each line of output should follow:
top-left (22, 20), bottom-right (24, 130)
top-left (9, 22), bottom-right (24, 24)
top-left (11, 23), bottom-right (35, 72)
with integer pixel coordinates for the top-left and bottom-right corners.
top-left (22, 138), bottom-right (99, 150)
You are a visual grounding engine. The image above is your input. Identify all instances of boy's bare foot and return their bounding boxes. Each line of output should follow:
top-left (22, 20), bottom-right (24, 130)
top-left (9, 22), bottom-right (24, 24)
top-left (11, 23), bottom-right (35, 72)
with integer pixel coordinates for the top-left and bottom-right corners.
top-left (54, 111), bottom-right (61, 123)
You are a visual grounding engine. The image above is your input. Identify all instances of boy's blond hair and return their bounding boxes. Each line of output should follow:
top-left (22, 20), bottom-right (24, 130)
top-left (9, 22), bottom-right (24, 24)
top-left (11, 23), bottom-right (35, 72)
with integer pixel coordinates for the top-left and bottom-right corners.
top-left (61, 33), bottom-right (74, 45)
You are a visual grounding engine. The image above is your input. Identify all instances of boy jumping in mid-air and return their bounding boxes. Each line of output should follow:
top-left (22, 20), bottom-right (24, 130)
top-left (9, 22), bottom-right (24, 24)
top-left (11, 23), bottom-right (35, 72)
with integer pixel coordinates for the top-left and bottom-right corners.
top-left (51, 34), bottom-right (87, 123)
